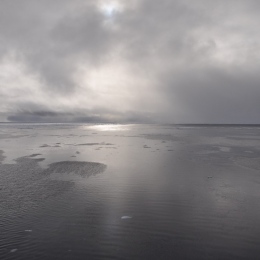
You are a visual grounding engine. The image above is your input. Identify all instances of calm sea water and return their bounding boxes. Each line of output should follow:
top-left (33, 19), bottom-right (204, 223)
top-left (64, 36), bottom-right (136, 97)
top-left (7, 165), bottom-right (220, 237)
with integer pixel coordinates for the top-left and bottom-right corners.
top-left (1, 124), bottom-right (260, 259)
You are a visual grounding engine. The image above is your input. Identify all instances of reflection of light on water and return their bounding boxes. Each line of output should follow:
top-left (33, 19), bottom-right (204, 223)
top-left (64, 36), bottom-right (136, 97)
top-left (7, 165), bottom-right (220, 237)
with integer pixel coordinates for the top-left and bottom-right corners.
top-left (87, 124), bottom-right (131, 131)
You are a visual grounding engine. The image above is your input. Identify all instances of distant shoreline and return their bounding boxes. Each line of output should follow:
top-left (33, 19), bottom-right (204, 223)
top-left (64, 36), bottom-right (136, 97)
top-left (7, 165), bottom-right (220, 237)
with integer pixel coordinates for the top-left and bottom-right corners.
top-left (0, 122), bottom-right (260, 127)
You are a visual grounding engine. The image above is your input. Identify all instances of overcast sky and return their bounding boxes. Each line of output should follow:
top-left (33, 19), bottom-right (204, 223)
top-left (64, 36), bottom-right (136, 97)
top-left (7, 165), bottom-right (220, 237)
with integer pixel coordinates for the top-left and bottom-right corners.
top-left (0, 0), bottom-right (260, 123)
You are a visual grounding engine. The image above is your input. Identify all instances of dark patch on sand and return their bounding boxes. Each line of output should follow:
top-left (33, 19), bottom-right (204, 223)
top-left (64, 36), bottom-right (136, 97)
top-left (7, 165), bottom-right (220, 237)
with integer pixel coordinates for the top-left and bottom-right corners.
top-left (77, 143), bottom-right (100, 146)
top-left (0, 156), bottom-right (75, 217)
top-left (33, 158), bottom-right (45, 162)
top-left (76, 142), bottom-right (113, 146)
top-left (14, 157), bottom-right (44, 166)
top-left (0, 156), bottom-right (105, 217)
top-left (0, 150), bottom-right (5, 163)
top-left (43, 161), bottom-right (106, 177)
top-left (40, 144), bottom-right (61, 148)
top-left (142, 134), bottom-right (177, 141)
top-left (40, 144), bottom-right (51, 148)
top-left (0, 134), bottom-right (29, 139)
top-left (233, 157), bottom-right (260, 171)
top-left (28, 153), bottom-right (42, 157)
top-left (143, 145), bottom-right (151, 149)
top-left (76, 151), bottom-right (80, 154)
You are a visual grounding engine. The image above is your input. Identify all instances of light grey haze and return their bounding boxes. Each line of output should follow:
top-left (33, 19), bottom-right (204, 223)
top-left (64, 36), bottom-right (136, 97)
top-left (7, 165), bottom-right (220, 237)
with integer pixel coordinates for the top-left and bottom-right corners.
top-left (0, 0), bottom-right (260, 123)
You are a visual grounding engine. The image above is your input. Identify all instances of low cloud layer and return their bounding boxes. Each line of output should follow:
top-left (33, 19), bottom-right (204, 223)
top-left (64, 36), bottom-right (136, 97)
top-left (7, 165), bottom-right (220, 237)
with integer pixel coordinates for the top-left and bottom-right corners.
top-left (1, 0), bottom-right (260, 123)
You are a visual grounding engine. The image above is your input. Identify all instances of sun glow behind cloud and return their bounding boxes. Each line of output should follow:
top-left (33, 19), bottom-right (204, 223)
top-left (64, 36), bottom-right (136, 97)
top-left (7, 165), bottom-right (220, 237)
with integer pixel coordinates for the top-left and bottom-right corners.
top-left (98, 0), bottom-right (123, 18)
top-left (1, 0), bottom-right (260, 123)
top-left (74, 58), bottom-right (151, 113)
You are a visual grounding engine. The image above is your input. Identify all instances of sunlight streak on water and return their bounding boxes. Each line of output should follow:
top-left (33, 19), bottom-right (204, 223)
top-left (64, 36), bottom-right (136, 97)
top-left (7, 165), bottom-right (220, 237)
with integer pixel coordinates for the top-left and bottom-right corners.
top-left (86, 124), bottom-right (132, 131)
top-left (1, 124), bottom-right (260, 259)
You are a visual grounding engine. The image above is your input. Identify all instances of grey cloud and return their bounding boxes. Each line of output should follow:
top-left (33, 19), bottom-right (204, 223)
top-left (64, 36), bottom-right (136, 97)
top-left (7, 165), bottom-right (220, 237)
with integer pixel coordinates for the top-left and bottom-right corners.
top-left (0, 0), bottom-right (260, 123)
top-left (0, 0), bottom-right (115, 93)
top-left (115, 0), bottom-right (260, 123)
top-left (7, 109), bottom-right (154, 124)
top-left (162, 66), bottom-right (260, 123)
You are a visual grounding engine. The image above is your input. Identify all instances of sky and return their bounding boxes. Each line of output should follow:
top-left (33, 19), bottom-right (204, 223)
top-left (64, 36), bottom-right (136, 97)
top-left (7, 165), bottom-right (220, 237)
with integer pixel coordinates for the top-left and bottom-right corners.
top-left (0, 0), bottom-right (260, 124)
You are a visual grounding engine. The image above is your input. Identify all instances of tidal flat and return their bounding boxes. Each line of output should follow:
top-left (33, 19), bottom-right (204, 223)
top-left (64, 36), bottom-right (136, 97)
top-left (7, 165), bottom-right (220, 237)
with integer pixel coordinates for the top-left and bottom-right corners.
top-left (1, 123), bottom-right (260, 259)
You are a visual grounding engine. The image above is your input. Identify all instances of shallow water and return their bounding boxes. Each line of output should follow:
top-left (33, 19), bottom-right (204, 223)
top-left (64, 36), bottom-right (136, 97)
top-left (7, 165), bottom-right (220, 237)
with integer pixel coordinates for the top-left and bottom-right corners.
top-left (1, 124), bottom-right (260, 259)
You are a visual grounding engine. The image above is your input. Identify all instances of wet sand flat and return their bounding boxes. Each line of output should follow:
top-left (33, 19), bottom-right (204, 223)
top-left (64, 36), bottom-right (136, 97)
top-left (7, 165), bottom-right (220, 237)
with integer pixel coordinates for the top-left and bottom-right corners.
top-left (1, 124), bottom-right (260, 259)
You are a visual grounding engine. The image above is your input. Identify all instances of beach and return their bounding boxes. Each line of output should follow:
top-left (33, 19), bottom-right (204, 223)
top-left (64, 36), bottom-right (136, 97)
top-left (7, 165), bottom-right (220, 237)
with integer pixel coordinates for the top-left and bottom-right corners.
top-left (1, 124), bottom-right (260, 259)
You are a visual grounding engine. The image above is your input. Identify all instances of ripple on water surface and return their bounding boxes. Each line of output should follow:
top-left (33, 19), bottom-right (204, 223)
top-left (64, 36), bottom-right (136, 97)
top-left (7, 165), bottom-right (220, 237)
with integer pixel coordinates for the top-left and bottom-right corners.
top-left (0, 155), bottom-right (107, 259)
top-left (1, 125), bottom-right (260, 259)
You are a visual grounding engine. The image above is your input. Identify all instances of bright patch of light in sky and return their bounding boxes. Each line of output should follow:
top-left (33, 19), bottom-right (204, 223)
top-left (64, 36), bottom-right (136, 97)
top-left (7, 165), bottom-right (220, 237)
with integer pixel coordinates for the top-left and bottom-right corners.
top-left (75, 60), bottom-right (139, 111)
top-left (103, 5), bottom-right (115, 17)
top-left (98, 1), bottom-right (123, 17)
top-left (1, 0), bottom-right (260, 123)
